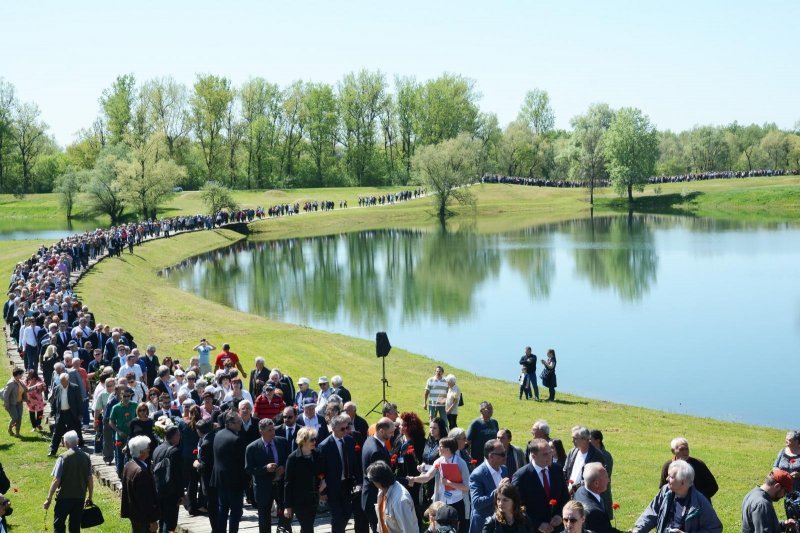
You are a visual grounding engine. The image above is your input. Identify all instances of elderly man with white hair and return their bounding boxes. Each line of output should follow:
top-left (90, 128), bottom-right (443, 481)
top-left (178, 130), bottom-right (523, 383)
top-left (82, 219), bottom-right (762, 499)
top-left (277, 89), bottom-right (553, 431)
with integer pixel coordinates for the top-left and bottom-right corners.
top-left (49, 373), bottom-right (83, 456)
top-left (659, 437), bottom-right (718, 501)
top-left (632, 459), bottom-right (722, 533)
top-left (248, 356), bottom-right (270, 398)
top-left (122, 435), bottom-right (159, 533)
top-left (44, 430), bottom-right (92, 532)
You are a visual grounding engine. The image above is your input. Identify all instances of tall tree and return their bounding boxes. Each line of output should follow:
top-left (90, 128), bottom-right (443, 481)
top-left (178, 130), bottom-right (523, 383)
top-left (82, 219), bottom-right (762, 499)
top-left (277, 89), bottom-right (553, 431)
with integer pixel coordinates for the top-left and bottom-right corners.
top-left (338, 69), bottom-right (387, 185)
top-left (0, 79), bottom-right (17, 193)
top-left (101, 74), bottom-right (136, 145)
top-left (11, 101), bottom-right (48, 193)
top-left (760, 130), bottom-right (789, 169)
top-left (473, 112), bottom-right (502, 175)
top-left (240, 78), bottom-right (282, 188)
top-left (54, 167), bottom-right (82, 219)
top-left (280, 81), bottom-right (306, 179)
top-left (603, 107), bottom-right (659, 203)
top-left (571, 103), bottom-right (614, 204)
top-left (395, 76), bottom-right (419, 178)
top-left (83, 145), bottom-right (128, 223)
top-left (413, 133), bottom-right (480, 221)
top-left (688, 125), bottom-right (730, 172)
top-left (190, 74), bottom-right (234, 183)
top-left (302, 82), bottom-right (338, 185)
top-left (518, 88), bottom-right (555, 135)
top-left (142, 77), bottom-right (190, 160)
top-left (223, 90), bottom-right (244, 188)
top-left (416, 73), bottom-right (480, 145)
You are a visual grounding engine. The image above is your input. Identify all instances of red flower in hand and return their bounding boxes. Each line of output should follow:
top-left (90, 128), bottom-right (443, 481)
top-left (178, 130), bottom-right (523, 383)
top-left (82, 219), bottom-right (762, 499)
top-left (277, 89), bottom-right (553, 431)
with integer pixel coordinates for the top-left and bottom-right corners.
top-left (354, 444), bottom-right (361, 452)
top-left (791, 459), bottom-right (796, 464)
top-left (406, 445), bottom-right (415, 455)
top-left (470, 459), bottom-right (478, 465)
top-left (612, 503), bottom-right (620, 510)
top-left (192, 449), bottom-right (198, 455)
top-left (124, 412), bottom-right (130, 417)
top-left (549, 499), bottom-right (557, 506)
top-left (390, 454), bottom-right (398, 465)
top-left (569, 479), bottom-right (574, 484)
top-left (115, 441), bottom-right (123, 447)
top-left (317, 473), bottom-right (325, 480)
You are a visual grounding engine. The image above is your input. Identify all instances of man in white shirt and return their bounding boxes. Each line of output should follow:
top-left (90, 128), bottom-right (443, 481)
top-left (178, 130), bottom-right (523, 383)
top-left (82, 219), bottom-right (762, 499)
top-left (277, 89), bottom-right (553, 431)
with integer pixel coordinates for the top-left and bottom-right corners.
top-left (119, 350), bottom-right (143, 383)
top-left (564, 426), bottom-right (605, 496)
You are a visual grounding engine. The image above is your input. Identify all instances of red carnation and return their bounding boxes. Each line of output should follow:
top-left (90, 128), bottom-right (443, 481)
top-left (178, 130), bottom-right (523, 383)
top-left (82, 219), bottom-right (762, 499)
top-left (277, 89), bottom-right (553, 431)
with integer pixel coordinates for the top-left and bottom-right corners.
top-left (569, 479), bottom-right (574, 484)
top-left (192, 449), bottom-right (198, 455)
top-left (549, 499), bottom-right (557, 506)
top-left (612, 503), bottom-right (620, 510)
top-left (354, 444), bottom-right (361, 452)
top-left (115, 441), bottom-right (123, 447)
top-left (390, 454), bottom-right (398, 465)
top-left (406, 446), bottom-right (415, 455)
top-left (124, 412), bottom-right (130, 417)
top-left (791, 459), bottom-right (796, 464)
top-left (470, 459), bottom-right (478, 465)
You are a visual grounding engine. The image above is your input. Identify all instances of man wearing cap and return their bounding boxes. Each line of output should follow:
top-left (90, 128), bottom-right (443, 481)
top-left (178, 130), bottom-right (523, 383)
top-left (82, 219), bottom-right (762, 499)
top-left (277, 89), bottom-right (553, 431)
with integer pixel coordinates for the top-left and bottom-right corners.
top-left (316, 376), bottom-right (333, 415)
top-left (294, 377), bottom-right (318, 407)
top-left (152, 426), bottom-right (184, 533)
top-left (742, 468), bottom-right (797, 533)
top-left (299, 397), bottom-right (329, 441)
top-left (254, 382), bottom-right (285, 422)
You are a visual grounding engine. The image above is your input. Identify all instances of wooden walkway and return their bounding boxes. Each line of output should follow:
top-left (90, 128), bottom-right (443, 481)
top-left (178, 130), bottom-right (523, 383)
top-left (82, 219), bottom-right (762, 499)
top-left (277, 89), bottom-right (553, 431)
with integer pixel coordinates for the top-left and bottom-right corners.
top-left (3, 223), bottom-right (359, 532)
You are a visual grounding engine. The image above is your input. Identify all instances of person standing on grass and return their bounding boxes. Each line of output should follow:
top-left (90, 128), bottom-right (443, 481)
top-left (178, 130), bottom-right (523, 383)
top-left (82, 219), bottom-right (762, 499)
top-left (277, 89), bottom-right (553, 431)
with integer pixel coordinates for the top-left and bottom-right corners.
top-left (3, 368), bottom-right (27, 437)
top-left (424, 366), bottom-right (449, 425)
top-left (43, 430), bottom-right (93, 533)
top-left (518, 346), bottom-right (539, 401)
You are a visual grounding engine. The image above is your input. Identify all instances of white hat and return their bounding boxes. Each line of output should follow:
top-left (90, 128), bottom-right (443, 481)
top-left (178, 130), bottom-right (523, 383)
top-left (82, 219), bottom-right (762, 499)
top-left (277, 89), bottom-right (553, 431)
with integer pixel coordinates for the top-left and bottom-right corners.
top-left (318, 376), bottom-right (329, 384)
top-left (298, 377), bottom-right (310, 385)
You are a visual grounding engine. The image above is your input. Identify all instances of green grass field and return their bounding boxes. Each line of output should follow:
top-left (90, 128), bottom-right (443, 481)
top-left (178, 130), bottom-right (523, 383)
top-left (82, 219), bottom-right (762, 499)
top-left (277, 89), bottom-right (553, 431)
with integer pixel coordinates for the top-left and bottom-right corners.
top-left (2, 178), bottom-right (799, 530)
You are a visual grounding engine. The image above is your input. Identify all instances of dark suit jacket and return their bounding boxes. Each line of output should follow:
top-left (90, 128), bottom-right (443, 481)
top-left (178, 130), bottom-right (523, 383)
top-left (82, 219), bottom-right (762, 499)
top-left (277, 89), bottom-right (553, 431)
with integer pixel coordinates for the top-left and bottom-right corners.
top-left (153, 377), bottom-right (172, 399)
top-left (245, 436), bottom-right (290, 506)
top-left (197, 430), bottom-right (216, 491)
top-left (360, 435), bottom-right (391, 510)
top-left (249, 367), bottom-right (271, 398)
top-left (659, 456), bottom-right (718, 500)
top-left (50, 383), bottom-right (82, 420)
top-left (469, 461), bottom-right (509, 532)
top-left (331, 385), bottom-right (351, 403)
top-left (240, 416), bottom-right (261, 445)
top-left (318, 433), bottom-right (359, 498)
top-left (512, 463), bottom-right (569, 529)
top-left (563, 444), bottom-right (606, 487)
top-left (275, 424), bottom-right (302, 452)
top-left (121, 459), bottom-right (159, 523)
top-left (352, 415), bottom-right (369, 446)
top-left (152, 442), bottom-right (184, 498)
top-left (574, 486), bottom-right (616, 533)
top-left (211, 428), bottom-right (248, 491)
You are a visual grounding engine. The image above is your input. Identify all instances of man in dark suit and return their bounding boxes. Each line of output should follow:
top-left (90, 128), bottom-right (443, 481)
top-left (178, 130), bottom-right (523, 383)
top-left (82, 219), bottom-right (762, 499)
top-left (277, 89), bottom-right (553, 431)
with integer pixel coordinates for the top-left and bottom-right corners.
top-left (55, 321), bottom-right (71, 357)
top-left (245, 418), bottom-right (290, 533)
top-left (275, 406), bottom-right (302, 452)
top-left (152, 426), bottom-right (185, 533)
top-left (153, 367), bottom-right (174, 402)
top-left (122, 435), bottom-right (160, 533)
top-left (49, 373), bottom-right (82, 456)
top-left (195, 420), bottom-right (217, 531)
top-left (574, 463), bottom-right (618, 533)
top-left (512, 438), bottom-right (569, 533)
top-left (344, 402), bottom-right (369, 447)
top-left (330, 375), bottom-right (352, 403)
top-left (142, 345), bottom-right (160, 389)
top-left (563, 426), bottom-right (606, 495)
top-left (87, 325), bottom-right (107, 359)
top-left (319, 414), bottom-right (359, 533)
top-left (361, 417), bottom-right (393, 532)
top-left (212, 413), bottom-right (247, 533)
top-left (469, 439), bottom-right (509, 533)
top-left (103, 331), bottom-right (124, 363)
top-left (239, 400), bottom-right (260, 445)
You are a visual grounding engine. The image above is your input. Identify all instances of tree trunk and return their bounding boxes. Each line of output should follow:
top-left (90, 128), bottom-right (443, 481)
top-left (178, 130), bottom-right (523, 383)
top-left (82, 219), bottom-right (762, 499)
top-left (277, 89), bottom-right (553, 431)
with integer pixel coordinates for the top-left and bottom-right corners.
top-left (628, 183), bottom-right (633, 204)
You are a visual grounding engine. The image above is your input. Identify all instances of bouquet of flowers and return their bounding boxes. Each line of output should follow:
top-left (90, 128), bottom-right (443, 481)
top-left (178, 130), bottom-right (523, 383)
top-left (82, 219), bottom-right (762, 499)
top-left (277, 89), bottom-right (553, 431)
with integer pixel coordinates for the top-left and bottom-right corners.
top-left (153, 415), bottom-right (176, 439)
top-left (203, 372), bottom-right (216, 385)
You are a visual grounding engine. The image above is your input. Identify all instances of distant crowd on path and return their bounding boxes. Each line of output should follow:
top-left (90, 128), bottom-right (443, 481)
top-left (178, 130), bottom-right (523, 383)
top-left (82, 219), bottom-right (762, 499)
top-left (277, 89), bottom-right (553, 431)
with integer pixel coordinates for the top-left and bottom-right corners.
top-left (358, 189), bottom-right (426, 207)
top-left (2, 210), bottom-right (800, 533)
top-left (482, 168), bottom-right (798, 189)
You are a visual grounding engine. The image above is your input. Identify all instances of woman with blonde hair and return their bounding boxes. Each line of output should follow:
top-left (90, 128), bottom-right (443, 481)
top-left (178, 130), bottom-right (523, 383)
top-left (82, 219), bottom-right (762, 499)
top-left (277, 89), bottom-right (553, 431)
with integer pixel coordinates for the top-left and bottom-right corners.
top-left (284, 426), bottom-right (325, 532)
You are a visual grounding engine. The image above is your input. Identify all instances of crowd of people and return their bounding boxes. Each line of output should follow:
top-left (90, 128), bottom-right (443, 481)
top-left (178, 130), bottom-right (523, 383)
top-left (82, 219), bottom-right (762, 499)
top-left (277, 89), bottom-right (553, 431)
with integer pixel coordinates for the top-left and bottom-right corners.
top-left (3, 196), bottom-right (800, 533)
top-left (358, 189), bottom-right (425, 207)
top-left (481, 168), bottom-right (797, 190)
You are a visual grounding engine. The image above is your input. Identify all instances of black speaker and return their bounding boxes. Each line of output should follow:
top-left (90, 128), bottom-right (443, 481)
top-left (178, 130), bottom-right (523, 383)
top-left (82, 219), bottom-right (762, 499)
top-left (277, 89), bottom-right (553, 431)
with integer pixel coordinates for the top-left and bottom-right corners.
top-left (376, 332), bottom-right (391, 358)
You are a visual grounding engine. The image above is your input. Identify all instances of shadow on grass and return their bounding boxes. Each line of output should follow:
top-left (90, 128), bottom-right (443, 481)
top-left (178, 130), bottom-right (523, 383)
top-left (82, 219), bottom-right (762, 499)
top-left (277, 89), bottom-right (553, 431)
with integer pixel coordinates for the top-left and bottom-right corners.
top-left (598, 192), bottom-right (703, 217)
top-left (549, 399), bottom-right (590, 406)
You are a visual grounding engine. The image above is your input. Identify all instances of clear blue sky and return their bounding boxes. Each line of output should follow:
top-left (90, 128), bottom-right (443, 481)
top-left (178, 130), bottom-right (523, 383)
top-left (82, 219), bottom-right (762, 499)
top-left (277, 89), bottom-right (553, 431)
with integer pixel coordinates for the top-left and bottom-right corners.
top-left (1, 0), bottom-right (798, 146)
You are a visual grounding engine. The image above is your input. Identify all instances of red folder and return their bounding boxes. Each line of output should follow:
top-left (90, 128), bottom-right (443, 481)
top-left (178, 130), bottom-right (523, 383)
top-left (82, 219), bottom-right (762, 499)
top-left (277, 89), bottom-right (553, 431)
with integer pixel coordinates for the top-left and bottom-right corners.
top-left (440, 463), bottom-right (462, 491)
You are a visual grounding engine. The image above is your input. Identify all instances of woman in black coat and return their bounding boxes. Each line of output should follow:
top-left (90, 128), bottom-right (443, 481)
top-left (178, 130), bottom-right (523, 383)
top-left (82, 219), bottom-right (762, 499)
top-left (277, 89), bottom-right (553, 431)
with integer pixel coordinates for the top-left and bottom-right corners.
top-left (283, 426), bottom-right (325, 533)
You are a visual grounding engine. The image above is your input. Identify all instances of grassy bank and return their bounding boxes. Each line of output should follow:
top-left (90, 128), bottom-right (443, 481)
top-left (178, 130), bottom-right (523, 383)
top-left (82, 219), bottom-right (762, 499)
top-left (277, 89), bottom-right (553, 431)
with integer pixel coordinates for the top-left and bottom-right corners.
top-left (3, 179), bottom-right (798, 529)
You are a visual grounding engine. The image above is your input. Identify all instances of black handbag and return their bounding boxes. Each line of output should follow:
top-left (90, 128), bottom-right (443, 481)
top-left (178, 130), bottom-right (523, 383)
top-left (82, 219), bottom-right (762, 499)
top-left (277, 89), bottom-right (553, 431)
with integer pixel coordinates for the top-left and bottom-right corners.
top-left (80, 502), bottom-right (104, 528)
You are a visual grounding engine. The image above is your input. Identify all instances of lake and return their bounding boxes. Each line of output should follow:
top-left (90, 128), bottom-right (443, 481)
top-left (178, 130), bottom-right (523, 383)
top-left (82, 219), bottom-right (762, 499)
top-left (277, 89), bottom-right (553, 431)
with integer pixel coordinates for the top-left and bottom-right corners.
top-left (161, 215), bottom-right (800, 428)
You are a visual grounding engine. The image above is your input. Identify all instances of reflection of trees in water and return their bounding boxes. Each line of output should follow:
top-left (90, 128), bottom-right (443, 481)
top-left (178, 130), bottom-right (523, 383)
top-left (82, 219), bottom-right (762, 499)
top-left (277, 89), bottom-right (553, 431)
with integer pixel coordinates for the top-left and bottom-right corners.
top-left (164, 213), bottom-right (785, 322)
top-left (571, 215), bottom-right (657, 301)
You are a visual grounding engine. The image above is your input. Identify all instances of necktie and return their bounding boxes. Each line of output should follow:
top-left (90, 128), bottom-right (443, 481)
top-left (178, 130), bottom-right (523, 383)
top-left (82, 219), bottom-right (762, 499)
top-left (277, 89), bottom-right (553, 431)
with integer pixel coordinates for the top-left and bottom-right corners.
top-left (339, 439), bottom-right (350, 478)
top-left (287, 427), bottom-right (294, 448)
top-left (542, 467), bottom-right (551, 500)
top-left (266, 441), bottom-right (275, 463)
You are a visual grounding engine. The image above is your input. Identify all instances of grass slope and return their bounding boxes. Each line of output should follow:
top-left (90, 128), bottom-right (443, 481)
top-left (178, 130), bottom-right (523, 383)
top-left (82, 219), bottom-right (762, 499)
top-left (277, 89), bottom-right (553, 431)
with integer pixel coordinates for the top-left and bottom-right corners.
top-left (3, 179), bottom-right (799, 529)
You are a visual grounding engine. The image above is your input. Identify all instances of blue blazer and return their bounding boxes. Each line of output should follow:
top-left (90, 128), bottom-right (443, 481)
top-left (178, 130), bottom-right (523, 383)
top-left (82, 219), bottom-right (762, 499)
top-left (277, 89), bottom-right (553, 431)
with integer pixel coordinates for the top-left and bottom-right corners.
top-left (245, 435), bottom-right (290, 506)
top-left (469, 462), bottom-right (508, 533)
top-left (360, 435), bottom-right (391, 511)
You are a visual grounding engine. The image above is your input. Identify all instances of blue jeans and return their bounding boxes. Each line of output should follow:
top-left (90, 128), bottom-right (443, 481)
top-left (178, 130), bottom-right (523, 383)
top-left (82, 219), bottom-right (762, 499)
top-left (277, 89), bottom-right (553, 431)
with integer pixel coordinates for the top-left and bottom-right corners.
top-left (428, 404), bottom-right (446, 424)
top-left (217, 487), bottom-right (244, 533)
top-left (526, 372), bottom-right (539, 399)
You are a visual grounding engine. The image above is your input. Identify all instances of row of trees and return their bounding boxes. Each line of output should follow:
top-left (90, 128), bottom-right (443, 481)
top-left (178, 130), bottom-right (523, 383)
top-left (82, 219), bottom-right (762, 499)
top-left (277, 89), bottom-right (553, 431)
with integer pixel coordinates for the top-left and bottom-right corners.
top-left (1, 73), bottom-right (799, 219)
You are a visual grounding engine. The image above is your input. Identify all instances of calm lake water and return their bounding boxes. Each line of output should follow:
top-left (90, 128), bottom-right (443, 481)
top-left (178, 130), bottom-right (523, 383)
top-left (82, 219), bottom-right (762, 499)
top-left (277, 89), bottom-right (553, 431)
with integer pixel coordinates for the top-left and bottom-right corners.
top-left (162, 215), bottom-right (800, 428)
